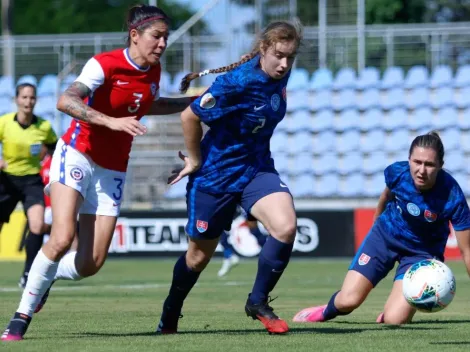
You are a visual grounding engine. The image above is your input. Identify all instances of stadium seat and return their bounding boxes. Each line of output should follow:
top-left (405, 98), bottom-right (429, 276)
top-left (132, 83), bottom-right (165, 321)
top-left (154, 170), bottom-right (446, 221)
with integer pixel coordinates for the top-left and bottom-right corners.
top-left (383, 108), bottom-right (407, 131)
top-left (357, 89), bottom-right (380, 111)
top-left (37, 74), bottom-right (58, 97)
top-left (291, 153), bottom-right (315, 175)
top-left (459, 108), bottom-right (470, 130)
top-left (333, 67), bottom-right (356, 91)
top-left (361, 129), bottom-right (386, 153)
top-left (356, 67), bottom-right (380, 90)
top-left (17, 74), bottom-right (37, 86)
top-left (364, 173), bottom-right (385, 197)
top-left (287, 91), bottom-right (309, 112)
top-left (440, 128), bottom-right (460, 151)
top-left (338, 152), bottom-right (362, 175)
top-left (164, 177), bottom-right (188, 199)
top-left (405, 88), bottom-right (430, 110)
top-left (452, 172), bottom-right (470, 195)
top-left (276, 117), bottom-right (289, 132)
top-left (59, 74), bottom-right (78, 93)
top-left (313, 173), bottom-right (339, 197)
top-left (0, 76), bottom-right (15, 98)
top-left (381, 88), bottom-right (405, 110)
top-left (287, 68), bottom-right (309, 91)
top-left (433, 107), bottom-right (458, 130)
top-left (454, 65), bottom-right (470, 88)
top-left (270, 131), bottom-right (288, 153)
top-left (272, 153), bottom-right (289, 174)
top-left (461, 131), bottom-right (470, 153)
top-left (313, 153), bottom-right (338, 176)
top-left (159, 71), bottom-right (171, 94)
top-left (311, 110), bottom-right (335, 132)
top-left (312, 130), bottom-right (336, 154)
top-left (333, 89), bottom-right (356, 111)
top-left (60, 114), bottom-right (73, 135)
top-left (431, 87), bottom-right (454, 109)
top-left (339, 173), bottom-right (365, 197)
top-left (291, 174), bottom-right (315, 198)
top-left (445, 151), bottom-right (464, 174)
top-left (287, 131), bottom-right (312, 154)
top-left (336, 130), bottom-right (360, 154)
top-left (385, 129), bottom-right (409, 152)
top-left (309, 89), bottom-right (333, 111)
top-left (380, 66), bottom-right (404, 90)
top-left (309, 68), bottom-right (333, 91)
top-left (0, 96), bottom-right (14, 114)
top-left (287, 110), bottom-right (313, 132)
top-left (408, 107), bottom-right (433, 131)
top-left (429, 65), bottom-right (453, 88)
top-left (404, 66), bottom-right (428, 89)
top-left (359, 108), bottom-right (382, 131)
top-left (454, 86), bottom-right (470, 109)
top-left (334, 109), bottom-right (359, 132)
top-left (363, 152), bottom-right (387, 175)
top-left (35, 96), bottom-right (57, 116)
top-left (169, 71), bottom-right (186, 94)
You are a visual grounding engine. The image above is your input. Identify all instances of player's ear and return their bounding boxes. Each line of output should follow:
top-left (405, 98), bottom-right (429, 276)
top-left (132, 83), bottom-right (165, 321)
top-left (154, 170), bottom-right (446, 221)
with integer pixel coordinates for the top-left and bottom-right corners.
top-left (129, 28), bottom-right (139, 45)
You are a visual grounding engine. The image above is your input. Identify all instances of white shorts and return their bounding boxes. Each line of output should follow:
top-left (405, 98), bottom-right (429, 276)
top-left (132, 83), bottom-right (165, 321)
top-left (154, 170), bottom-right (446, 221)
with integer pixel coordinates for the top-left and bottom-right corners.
top-left (46, 139), bottom-right (126, 217)
top-left (44, 206), bottom-right (53, 226)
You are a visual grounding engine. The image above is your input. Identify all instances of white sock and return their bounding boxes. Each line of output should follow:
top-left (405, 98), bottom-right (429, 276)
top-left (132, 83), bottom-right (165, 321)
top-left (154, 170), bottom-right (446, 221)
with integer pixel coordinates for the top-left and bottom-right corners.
top-left (17, 249), bottom-right (59, 317)
top-left (55, 251), bottom-right (82, 281)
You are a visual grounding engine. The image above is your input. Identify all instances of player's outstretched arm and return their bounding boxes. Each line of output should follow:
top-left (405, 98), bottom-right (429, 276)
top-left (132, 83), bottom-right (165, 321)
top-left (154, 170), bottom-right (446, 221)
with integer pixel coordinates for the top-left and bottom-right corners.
top-left (57, 82), bottom-right (147, 137)
top-left (373, 187), bottom-right (393, 222)
top-left (148, 96), bottom-right (197, 115)
top-left (455, 229), bottom-right (470, 277)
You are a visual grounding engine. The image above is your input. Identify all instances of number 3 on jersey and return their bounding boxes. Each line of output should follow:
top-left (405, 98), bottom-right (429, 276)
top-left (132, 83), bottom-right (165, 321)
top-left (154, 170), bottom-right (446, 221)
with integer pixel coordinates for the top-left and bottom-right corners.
top-left (252, 118), bottom-right (266, 133)
top-left (128, 92), bottom-right (143, 113)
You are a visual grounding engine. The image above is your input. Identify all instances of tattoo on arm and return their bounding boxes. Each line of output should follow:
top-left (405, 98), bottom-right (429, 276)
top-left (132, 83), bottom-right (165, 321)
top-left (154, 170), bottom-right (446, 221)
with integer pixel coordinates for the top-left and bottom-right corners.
top-left (59, 82), bottom-right (107, 124)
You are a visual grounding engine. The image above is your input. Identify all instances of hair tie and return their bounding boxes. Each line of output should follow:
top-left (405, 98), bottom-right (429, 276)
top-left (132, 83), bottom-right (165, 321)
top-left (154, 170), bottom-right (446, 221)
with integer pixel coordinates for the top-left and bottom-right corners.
top-left (199, 70), bottom-right (210, 77)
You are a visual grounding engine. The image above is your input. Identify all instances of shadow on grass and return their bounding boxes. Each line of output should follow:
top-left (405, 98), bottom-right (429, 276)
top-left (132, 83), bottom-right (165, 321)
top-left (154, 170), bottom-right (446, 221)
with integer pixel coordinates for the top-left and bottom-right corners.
top-left (415, 319), bottom-right (470, 325)
top-left (430, 341), bottom-right (470, 345)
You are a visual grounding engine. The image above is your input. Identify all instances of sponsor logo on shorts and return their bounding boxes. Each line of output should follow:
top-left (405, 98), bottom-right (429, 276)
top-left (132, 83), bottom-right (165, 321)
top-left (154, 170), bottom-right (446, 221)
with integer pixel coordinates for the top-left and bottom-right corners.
top-left (271, 93), bottom-right (280, 111)
top-left (358, 253), bottom-right (370, 266)
top-left (406, 202), bottom-right (420, 216)
top-left (196, 220), bottom-right (208, 233)
top-left (70, 167), bottom-right (84, 181)
top-left (424, 209), bottom-right (437, 222)
top-left (200, 93), bottom-right (216, 109)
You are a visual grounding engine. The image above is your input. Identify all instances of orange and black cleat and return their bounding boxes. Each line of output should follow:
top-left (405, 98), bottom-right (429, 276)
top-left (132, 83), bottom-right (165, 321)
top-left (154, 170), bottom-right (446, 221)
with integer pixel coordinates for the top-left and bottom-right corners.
top-left (245, 295), bottom-right (289, 335)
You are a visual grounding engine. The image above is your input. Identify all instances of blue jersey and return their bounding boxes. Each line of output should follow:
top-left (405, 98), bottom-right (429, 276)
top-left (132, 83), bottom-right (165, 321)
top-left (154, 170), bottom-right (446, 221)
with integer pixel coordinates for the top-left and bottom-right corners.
top-left (378, 161), bottom-right (470, 253)
top-left (189, 55), bottom-right (289, 194)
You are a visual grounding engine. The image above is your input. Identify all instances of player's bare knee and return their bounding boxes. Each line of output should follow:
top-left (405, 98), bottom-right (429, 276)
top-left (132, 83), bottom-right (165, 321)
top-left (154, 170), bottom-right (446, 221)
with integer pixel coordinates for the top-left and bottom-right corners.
top-left (270, 220), bottom-right (296, 243)
top-left (185, 251), bottom-right (210, 272)
top-left (29, 221), bottom-right (44, 235)
top-left (46, 236), bottom-right (73, 257)
top-left (383, 314), bottom-right (410, 325)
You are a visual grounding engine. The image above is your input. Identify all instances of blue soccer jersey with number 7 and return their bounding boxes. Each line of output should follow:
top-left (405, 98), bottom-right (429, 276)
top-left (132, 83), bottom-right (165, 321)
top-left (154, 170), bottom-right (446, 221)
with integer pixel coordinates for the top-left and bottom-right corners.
top-left (189, 55), bottom-right (290, 194)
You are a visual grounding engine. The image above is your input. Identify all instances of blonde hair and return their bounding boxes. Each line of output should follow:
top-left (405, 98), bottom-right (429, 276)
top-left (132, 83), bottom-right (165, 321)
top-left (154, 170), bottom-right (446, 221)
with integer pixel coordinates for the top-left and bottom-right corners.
top-left (179, 20), bottom-right (303, 93)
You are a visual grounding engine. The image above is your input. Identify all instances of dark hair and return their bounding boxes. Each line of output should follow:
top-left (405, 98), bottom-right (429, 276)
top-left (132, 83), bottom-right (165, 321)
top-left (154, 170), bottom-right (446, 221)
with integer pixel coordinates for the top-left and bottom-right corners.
top-left (409, 131), bottom-right (445, 166)
top-left (179, 20), bottom-right (303, 93)
top-left (16, 83), bottom-right (36, 98)
top-left (126, 4), bottom-right (170, 46)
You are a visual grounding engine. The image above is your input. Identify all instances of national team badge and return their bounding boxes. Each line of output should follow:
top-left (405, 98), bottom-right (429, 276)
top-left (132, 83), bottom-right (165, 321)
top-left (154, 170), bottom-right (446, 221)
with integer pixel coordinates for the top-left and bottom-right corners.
top-left (271, 93), bottom-right (280, 111)
top-left (282, 87), bottom-right (287, 102)
top-left (196, 220), bottom-right (208, 233)
top-left (70, 167), bottom-right (84, 181)
top-left (358, 253), bottom-right (370, 266)
top-left (407, 203), bottom-right (420, 216)
top-left (150, 82), bottom-right (157, 96)
top-left (200, 93), bottom-right (216, 109)
top-left (424, 209), bottom-right (437, 222)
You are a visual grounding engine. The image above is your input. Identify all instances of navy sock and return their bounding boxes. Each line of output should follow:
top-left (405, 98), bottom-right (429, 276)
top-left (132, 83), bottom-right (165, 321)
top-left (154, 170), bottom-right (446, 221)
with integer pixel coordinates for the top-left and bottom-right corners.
top-left (24, 232), bottom-right (44, 275)
top-left (167, 253), bottom-right (201, 309)
top-left (249, 236), bottom-right (293, 304)
top-left (323, 291), bottom-right (351, 321)
top-left (220, 232), bottom-right (233, 259)
top-left (250, 226), bottom-right (266, 247)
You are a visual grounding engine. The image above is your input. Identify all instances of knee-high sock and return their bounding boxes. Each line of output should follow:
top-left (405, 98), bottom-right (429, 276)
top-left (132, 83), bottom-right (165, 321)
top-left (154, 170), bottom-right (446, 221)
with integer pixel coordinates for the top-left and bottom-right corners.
top-left (23, 232), bottom-right (44, 276)
top-left (166, 253), bottom-right (201, 310)
top-left (54, 251), bottom-right (82, 281)
top-left (323, 291), bottom-right (352, 321)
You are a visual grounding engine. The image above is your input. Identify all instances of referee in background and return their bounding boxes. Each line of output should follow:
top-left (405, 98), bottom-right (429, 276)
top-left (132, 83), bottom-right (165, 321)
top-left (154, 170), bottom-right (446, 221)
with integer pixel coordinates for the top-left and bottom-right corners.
top-left (0, 83), bottom-right (58, 287)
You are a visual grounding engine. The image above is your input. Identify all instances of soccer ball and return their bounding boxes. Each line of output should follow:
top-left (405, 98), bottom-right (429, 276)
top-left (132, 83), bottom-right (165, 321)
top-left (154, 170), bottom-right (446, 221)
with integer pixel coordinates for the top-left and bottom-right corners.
top-left (402, 259), bottom-right (456, 313)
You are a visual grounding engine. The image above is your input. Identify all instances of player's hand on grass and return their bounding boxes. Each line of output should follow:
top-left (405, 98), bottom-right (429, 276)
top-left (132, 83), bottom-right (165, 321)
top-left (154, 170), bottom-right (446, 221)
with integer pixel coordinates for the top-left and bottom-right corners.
top-left (106, 116), bottom-right (147, 137)
top-left (168, 151), bottom-right (201, 185)
top-left (0, 160), bottom-right (7, 170)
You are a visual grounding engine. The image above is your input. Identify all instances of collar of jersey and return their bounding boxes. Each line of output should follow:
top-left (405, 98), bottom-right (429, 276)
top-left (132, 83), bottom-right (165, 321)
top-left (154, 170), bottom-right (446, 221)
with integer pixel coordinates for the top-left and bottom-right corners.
top-left (14, 114), bottom-right (38, 129)
top-left (123, 48), bottom-right (150, 72)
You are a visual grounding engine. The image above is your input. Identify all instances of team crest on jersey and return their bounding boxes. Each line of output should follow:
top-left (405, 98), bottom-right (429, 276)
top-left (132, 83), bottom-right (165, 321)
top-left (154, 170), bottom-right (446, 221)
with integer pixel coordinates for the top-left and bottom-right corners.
top-left (406, 203), bottom-right (420, 216)
top-left (424, 209), bottom-right (437, 222)
top-left (271, 94), bottom-right (280, 111)
top-left (200, 93), bottom-right (216, 109)
top-left (70, 167), bottom-right (84, 181)
top-left (196, 220), bottom-right (208, 233)
top-left (282, 87), bottom-right (287, 102)
top-left (150, 82), bottom-right (157, 96)
top-left (358, 253), bottom-right (370, 266)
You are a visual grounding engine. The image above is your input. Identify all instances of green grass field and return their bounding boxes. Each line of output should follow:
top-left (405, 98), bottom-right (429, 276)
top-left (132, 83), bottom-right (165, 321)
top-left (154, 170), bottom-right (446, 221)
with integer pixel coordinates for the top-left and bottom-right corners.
top-left (1, 259), bottom-right (469, 352)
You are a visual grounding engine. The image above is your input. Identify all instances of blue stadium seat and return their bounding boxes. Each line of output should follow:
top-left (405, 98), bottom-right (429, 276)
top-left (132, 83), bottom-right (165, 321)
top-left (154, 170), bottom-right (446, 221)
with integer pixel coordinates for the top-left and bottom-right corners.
top-left (309, 68), bottom-right (333, 91)
top-left (445, 151), bottom-right (464, 174)
top-left (363, 152), bottom-right (387, 175)
top-left (164, 177), bottom-right (188, 199)
top-left (454, 87), bottom-right (470, 109)
top-left (334, 89), bottom-right (356, 111)
top-left (291, 174), bottom-right (315, 198)
top-left (159, 71), bottom-right (171, 94)
top-left (291, 153), bottom-right (315, 175)
top-left (461, 131), bottom-right (470, 153)
top-left (408, 107), bottom-right (432, 131)
top-left (313, 130), bottom-right (336, 154)
top-left (313, 153), bottom-right (338, 176)
top-left (452, 172), bottom-right (469, 195)
top-left (37, 74), bottom-right (58, 97)
top-left (333, 68), bottom-right (356, 91)
top-left (287, 68), bottom-right (309, 91)
top-left (336, 130), bottom-right (360, 154)
top-left (431, 87), bottom-right (454, 109)
top-left (287, 131), bottom-right (312, 154)
top-left (430, 65), bottom-right (453, 88)
top-left (335, 109), bottom-right (359, 132)
top-left (383, 108), bottom-right (408, 131)
top-left (0, 76), bottom-right (15, 98)
top-left (17, 75), bottom-right (37, 86)
top-left (404, 66), bottom-right (429, 89)
top-left (385, 129), bottom-right (409, 152)
top-left (0, 96), bottom-right (14, 114)
top-left (454, 65), bottom-right (470, 88)
top-left (309, 89), bottom-right (332, 111)
top-left (312, 110), bottom-right (335, 132)
top-left (59, 74), bottom-right (78, 93)
top-left (359, 108), bottom-right (382, 131)
top-left (361, 129), bottom-right (386, 153)
top-left (339, 173), bottom-right (365, 197)
top-left (60, 114), bottom-right (73, 135)
top-left (270, 131), bottom-right (288, 153)
top-left (440, 128), bottom-right (460, 151)
top-left (169, 71), bottom-right (186, 94)
top-left (381, 88), bottom-right (405, 110)
top-left (35, 96), bottom-right (57, 116)
top-left (405, 88), bottom-right (430, 109)
top-left (459, 108), bottom-right (470, 130)
top-left (275, 117), bottom-right (289, 133)
top-left (287, 110), bottom-right (313, 132)
top-left (287, 91), bottom-right (309, 112)
top-left (433, 107), bottom-right (458, 130)
top-left (357, 89), bottom-right (380, 110)
top-left (272, 153), bottom-right (289, 174)
top-left (356, 67), bottom-right (380, 90)
top-left (381, 66), bottom-right (404, 90)
top-left (364, 173), bottom-right (385, 197)
top-left (338, 152), bottom-right (362, 175)
top-left (313, 173), bottom-right (339, 197)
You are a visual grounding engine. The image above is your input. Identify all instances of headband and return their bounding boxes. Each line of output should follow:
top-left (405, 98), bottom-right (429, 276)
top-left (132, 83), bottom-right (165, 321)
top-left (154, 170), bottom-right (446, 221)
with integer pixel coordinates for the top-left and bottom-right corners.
top-left (129, 15), bottom-right (167, 30)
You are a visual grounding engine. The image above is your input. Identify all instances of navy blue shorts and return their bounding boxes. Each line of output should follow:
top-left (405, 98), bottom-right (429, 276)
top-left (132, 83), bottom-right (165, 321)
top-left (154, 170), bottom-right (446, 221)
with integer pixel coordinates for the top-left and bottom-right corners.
top-left (349, 220), bottom-right (444, 287)
top-left (185, 171), bottom-right (291, 239)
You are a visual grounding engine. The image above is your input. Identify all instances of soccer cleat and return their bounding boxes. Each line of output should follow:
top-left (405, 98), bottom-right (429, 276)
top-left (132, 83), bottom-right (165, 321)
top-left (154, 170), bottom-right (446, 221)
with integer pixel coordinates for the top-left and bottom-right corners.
top-left (1, 312), bottom-right (31, 341)
top-left (245, 295), bottom-right (289, 334)
top-left (217, 254), bottom-right (240, 277)
top-left (376, 312), bottom-right (385, 324)
top-left (155, 297), bottom-right (183, 335)
top-left (34, 280), bottom-right (55, 313)
top-left (292, 304), bottom-right (327, 323)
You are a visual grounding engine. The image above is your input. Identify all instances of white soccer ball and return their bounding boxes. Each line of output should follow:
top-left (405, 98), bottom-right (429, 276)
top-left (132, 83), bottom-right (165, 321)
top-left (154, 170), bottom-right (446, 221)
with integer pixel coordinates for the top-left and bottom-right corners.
top-left (402, 259), bottom-right (456, 313)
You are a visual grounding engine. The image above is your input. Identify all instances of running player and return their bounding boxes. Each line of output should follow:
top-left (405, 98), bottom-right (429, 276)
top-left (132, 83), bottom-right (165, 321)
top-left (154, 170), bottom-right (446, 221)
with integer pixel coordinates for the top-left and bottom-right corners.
top-left (293, 132), bottom-right (470, 325)
top-left (156, 20), bottom-right (302, 335)
top-left (0, 83), bottom-right (58, 289)
top-left (2, 4), bottom-right (197, 341)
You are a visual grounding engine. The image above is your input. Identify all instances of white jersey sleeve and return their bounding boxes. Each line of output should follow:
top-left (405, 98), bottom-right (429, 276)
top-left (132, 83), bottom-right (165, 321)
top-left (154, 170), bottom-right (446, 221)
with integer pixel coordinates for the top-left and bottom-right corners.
top-left (75, 58), bottom-right (105, 93)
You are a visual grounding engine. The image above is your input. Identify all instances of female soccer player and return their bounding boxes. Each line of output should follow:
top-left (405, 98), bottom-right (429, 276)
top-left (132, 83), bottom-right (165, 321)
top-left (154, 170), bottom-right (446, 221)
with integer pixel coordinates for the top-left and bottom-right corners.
top-left (293, 132), bottom-right (470, 325)
top-left (0, 83), bottom-right (57, 289)
top-left (157, 20), bottom-right (302, 335)
top-left (2, 4), bottom-right (197, 341)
